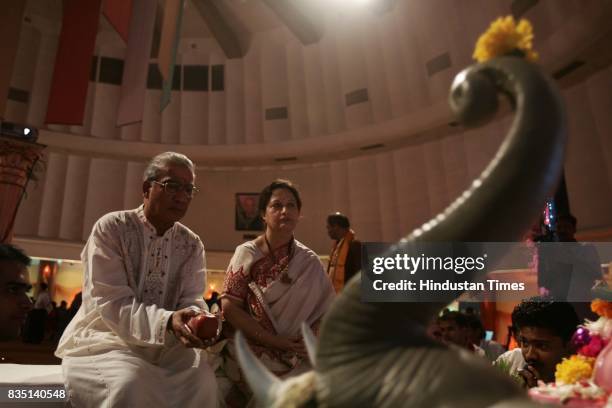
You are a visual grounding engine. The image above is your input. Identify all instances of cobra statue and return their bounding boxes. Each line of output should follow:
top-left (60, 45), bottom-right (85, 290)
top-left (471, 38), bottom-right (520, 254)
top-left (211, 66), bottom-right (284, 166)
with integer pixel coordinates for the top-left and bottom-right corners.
top-left (235, 55), bottom-right (567, 407)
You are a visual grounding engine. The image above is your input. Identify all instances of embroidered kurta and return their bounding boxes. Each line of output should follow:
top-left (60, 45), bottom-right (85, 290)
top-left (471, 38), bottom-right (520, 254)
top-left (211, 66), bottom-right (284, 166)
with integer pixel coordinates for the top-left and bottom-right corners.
top-left (55, 206), bottom-right (217, 407)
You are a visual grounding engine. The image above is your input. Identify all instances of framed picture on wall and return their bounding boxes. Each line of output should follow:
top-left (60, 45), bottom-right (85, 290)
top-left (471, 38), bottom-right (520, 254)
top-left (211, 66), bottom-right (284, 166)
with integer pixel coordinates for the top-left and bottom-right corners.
top-left (235, 193), bottom-right (264, 231)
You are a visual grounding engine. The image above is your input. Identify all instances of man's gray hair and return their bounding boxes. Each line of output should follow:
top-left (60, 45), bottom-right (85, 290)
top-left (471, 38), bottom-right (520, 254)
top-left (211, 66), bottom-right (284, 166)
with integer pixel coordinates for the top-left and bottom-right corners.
top-left (143, 152), bottom-right (195, 181)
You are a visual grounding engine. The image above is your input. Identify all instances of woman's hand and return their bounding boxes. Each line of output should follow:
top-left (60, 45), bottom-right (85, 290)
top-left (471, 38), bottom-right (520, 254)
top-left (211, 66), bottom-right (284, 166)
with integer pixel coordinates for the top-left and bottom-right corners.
top-left (272, 336), bottom-right (307, 357)
top-left (222, 298), bottom-right (306, 356)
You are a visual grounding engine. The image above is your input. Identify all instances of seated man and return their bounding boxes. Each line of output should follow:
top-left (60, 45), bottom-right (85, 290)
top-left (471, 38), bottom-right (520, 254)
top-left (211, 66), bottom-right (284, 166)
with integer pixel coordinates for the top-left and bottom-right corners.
top-left (495, 296), bottom-right (579, 387)
top-left (437, 311), bottom-right (484, 355)
top-left (465, 314), bottom-right (505, 361)
top-left (0, 244), bottom-right (33, 342)
top-left (55, 152), bottom-right (218, 407)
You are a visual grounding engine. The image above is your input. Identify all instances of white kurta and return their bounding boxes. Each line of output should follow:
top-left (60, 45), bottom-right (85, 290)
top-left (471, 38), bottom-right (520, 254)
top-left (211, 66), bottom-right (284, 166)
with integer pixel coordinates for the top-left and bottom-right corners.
top-left (495, 348), bottom-right (526, 377)
top-left (56, 206), bottom-right (217, 408)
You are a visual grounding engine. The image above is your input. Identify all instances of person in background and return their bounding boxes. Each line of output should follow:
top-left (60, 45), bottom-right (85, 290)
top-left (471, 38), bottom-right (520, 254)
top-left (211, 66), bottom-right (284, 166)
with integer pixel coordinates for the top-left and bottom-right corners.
top-left (495, 296), bottom-right (579, 388)
top-left (25, 282), bottom-right (52, 343)
top-left (465, 314), bottom-right (505, 361)
top-left (437, 311), bottom-right (485, 356)
top-left (34, 283), bottom-right (52, 313)
top-left (53, 300), bottom-right (70, 343)
top-left (206, 291), bottom-right (220, 314)
top-left (326, 212), bottom-right (362, 292)
top-left (537, 213), bottom-right (602, 321)
top-left (0, 244), bottom-right (33, 341)
top-left (46, 300), bottom-right (58, 341)
top-left (68, 291), bottom-right (82, 319)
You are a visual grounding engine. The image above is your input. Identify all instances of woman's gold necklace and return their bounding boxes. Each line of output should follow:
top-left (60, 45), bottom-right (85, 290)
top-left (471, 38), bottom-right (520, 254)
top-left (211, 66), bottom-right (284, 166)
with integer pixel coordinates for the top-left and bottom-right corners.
top-left (264, 235), bottom-right (295, 284)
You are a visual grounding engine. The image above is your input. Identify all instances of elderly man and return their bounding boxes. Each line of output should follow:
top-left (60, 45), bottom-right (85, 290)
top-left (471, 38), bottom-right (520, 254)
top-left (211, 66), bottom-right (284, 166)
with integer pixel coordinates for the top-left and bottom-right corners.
top-left (0, 244), bottom-right (32, 342)
top-left (326, 212), bottom-right (362, 292)
top-left (56, 152), bottom-right (217, 407)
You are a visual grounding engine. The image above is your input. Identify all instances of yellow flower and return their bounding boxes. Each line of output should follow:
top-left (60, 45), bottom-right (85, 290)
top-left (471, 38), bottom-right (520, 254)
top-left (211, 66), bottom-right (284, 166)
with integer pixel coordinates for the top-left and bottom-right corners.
top-left (591, 299), bottom-right (612, 318)
top-left (473, 16), bottom-right (538, 62)
top-left (555, 355), bottom-right (595, 384)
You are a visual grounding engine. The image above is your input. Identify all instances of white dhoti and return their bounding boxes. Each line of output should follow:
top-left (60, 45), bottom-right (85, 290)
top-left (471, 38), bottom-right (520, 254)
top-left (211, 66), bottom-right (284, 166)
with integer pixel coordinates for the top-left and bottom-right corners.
top-left (63, 347), bottom-right (216, 408)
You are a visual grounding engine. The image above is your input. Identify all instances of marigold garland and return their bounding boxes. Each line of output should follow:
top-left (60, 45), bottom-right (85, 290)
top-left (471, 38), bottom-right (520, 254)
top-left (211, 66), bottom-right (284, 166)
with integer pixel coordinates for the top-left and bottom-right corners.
top-left (555, 355), bottom-right (595, 385)
top-left (591, 299), bottom-right (612, 319)
top-left (473, 16), bottom-right (538, 63)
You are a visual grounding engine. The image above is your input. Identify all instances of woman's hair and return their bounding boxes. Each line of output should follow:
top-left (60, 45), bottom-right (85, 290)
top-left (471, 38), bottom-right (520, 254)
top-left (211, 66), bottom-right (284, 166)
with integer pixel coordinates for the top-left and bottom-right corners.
top-left (258, 179), bottom-right (302, 214)
top-left (143, 152), bottom-right (194, 182)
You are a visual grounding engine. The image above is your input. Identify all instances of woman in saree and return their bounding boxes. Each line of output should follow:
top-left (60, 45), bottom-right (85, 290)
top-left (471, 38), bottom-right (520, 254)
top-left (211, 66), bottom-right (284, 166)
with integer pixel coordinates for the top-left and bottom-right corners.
top-left (219, 179), bottom-right (335, 406)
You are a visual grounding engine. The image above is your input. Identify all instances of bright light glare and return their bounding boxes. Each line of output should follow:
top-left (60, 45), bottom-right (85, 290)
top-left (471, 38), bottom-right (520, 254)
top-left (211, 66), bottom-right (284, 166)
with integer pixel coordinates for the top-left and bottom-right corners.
top-left (23, 127), bottom-right (30, 135)
top-left (333, 0), bottom-right (373, 5)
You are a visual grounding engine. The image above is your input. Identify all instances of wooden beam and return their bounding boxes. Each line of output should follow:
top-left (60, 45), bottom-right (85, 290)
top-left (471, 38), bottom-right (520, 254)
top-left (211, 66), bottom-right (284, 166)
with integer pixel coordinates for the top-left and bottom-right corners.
top-left (150, 2), bottom-right (162, 58)
top-left (191, 0), bottom-right (248, 59)
top-left (262, 0), bottom-right (323, 45)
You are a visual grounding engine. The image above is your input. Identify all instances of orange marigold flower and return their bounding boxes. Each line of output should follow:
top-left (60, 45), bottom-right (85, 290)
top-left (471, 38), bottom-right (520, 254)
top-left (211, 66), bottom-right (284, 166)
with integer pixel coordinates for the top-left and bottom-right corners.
top-left (591, 299), bottom-right (612, 318)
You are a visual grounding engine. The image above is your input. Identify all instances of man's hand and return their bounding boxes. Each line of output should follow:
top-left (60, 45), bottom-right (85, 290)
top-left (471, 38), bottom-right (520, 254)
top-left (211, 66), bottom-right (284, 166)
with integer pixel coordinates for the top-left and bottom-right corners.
top-left (518, 364), bottom-right (541, 388)
top-left (169, 308), bottom-right (205, 348)
top-left (192, 312), bottom-right (223, 347)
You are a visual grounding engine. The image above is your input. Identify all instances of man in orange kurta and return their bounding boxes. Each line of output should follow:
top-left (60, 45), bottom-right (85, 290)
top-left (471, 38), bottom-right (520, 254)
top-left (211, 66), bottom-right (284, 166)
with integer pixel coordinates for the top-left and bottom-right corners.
top-left (326, 213), bottom-right (362, 293)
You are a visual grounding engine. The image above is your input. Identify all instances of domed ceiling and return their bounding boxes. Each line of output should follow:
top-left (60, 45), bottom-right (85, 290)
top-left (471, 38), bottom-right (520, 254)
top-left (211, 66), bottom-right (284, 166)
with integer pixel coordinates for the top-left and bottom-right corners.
top-left (9, 0), bottom-right (612, 168)
top-left (7, 0), bottom-right (612, 256)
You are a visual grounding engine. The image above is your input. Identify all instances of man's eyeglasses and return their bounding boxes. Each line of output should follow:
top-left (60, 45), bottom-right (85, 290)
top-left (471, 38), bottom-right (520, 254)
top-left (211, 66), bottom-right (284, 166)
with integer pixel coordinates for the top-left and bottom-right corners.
top-left (151, 180), bottom-right (199, 197)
